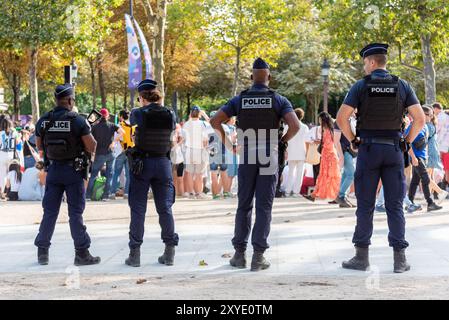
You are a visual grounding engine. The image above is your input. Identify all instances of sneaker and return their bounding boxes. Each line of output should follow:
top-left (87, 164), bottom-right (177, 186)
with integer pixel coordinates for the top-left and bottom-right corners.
top-left (336, 197), bottom-right (352, 208)
top-left (109, 194), bottom-right (116, 200)
top-left (303, 194), bottom-right (315, 202)
top-left (101, 198), bottom-right (109, 202)
top-left (407, 204), bottom-right (422, 214)
top-left (437, 190), bottom-right (448, 205)
top-left (212, 194), bottom-right (221, 200)
top-left (428, 202), bottom-right (443, 212)
top-left (375, 204), bottom-right (386, 212)
top-left (183, 192), bottom-right (190, 198)
top-left (188, 193), bottom-right (196, 199)
top-left (123, 194), bottom-right (128, 200)
top-left (203, 186), bottom-right (210, 194)
top-left (223, 192), bottom-right (234, 199)
top-left (290, 193), bottom-right (301, 198)
top-left (195, 193), bottom-right (208, 200)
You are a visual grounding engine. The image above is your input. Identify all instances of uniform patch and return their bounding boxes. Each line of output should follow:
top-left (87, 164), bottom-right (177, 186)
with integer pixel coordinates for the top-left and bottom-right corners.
top-left (42, 121), bottom-right (71, 132)
top-left (241, 97), bottom-right (273, 109)
top-left (367, 84), bottom-right (397, 97)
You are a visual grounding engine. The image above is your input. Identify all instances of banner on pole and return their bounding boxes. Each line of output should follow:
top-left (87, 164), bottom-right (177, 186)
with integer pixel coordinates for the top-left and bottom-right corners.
top-left (134, 19), bottom-right (153, 80)
top-left (125, 14), bottom-right (142, 89)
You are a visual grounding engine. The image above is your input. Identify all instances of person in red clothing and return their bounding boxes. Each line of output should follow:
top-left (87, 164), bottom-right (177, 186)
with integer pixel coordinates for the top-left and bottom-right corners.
top-left (305, 112), bottom-right (341, 201)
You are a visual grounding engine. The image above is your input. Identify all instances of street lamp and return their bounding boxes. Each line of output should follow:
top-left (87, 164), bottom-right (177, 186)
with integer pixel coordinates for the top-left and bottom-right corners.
top-left (321, 58), bottom-right (330, 113)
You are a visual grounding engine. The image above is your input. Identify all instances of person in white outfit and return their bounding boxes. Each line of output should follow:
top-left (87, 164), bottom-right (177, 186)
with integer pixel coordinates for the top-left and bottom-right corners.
top-left (0, 117), bottom-right (19, 198)
top-left (284, 108), bottom-right (309, 197)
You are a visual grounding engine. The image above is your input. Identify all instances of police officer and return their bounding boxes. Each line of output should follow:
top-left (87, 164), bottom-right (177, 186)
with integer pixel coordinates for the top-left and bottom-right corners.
top-left (211, 58), bottom-right (300, 271)
top-left (125, 79), bottom-right (179, 267)
top-left (34, 84), bottom-right (101, 266)
top-left (336, 43), bottom-right (426, 273)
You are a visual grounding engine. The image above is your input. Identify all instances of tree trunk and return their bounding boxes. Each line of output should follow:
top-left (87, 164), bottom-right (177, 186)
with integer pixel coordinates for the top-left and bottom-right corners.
top-left (12, 74), bottom-right (21, 120)
top-left (149, 0), bottom-right (168, 102)
top-left (113, 91), bottom-right (117, 114)
top-left (97, 54), bottom-right (107, 109)
top-left (123, 82), bottom-right (128, 109)
top-left (421, 34), bottom-right (436, 104)
top-left (305, 94), bottom-right (316, 124)
top-left (187, 92), bottom-right (191, 116)
top-left (89, 58), bottom-right (97, 109)
top-left (231, 47), bottom-right (241, 97)
top-left (29, 48), bottom-right (39, 123)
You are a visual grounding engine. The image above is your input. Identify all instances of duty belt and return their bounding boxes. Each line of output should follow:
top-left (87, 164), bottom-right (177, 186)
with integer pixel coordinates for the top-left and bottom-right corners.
top-left (360, 138), bottom-right (398, 146)
top-left (49, 159), bottom-right (75, 166)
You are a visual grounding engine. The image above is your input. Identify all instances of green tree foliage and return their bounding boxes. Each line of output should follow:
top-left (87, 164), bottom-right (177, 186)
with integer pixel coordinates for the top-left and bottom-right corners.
top-left (275, 21), bottom-right (356, 122)
top-left (315, 0), bottom-right (449, 104)
top-left (204, 0), bottom-right (310, 96)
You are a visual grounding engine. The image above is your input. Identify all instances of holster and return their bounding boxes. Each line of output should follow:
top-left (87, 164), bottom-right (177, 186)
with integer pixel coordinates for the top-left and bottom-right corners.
top-left (126, 147), bottom-right (144, 176)
top-left (399, 138), bottom-right (411, 168)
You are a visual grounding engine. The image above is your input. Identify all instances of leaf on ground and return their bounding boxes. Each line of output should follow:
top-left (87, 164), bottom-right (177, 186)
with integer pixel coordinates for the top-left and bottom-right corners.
top-left (284, 220), bottom-right (291, 223)
top-left (199, 260), bottom-right (208, 266)
top-left (226, 212), bottom-right (232, 215)
top-left (136, 279), bottom-right (147, 284)
top-left (221, 253), bottom-right (232, 258)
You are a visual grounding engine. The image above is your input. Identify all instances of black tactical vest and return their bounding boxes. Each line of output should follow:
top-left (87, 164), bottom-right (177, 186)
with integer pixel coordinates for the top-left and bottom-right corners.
top-left (237, 88), bottom-right (280, 146)
top-left (42, 110), bottom-right (83, 161)
top-left (134, 104), bottom-right (174, 156)
top-left (358, 74), bottom-right (405, 130)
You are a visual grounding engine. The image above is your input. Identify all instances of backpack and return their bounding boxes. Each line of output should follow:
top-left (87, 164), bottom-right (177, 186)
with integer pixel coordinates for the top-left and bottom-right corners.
top-left (91, 176), bottom-right (106, 201)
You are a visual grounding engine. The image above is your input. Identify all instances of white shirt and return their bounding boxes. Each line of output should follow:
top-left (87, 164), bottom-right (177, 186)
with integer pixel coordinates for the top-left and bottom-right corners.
top-left (182, 119), bottom-right (208, 149)
top-left (0, 130), bottom-right (18, 152)
top-left (7, 171), bottom-right (20, 192)
top-left (306, 125), bottom-right (321, 142)
top-left (437, 112), bottom-right (449, 152)
top-left (18, 167), bottom-right (44, 201)
top-left (284, 122), bottom-right (309, 160)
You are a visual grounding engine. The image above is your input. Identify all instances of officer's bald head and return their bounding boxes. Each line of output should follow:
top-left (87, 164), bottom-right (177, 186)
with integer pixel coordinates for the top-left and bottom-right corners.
top-left (251, 69), bottom-right (271, 86)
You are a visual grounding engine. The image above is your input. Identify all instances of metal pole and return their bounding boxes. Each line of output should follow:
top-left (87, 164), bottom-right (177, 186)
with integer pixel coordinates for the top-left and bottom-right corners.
top-left (323, 76), bottom-right (329, 113)
top-left (129, 0), bottom-right (134, 108)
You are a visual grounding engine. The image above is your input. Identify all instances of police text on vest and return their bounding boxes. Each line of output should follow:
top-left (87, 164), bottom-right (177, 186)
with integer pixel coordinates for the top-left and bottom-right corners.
top-left (242, 97), bottom-right (272, 109)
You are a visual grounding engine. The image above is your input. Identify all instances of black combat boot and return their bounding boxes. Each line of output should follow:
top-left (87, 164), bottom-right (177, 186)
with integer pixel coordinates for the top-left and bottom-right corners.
top-left (37, 247), bottom-right (49, 265)
top-left (342, 246), bottom-right (370, 271)
top-left (229, 251), bottom-right (247, 269)
top-left (125, 248), bottom-right (141, 267)
top-left (393, 249), bottom-right (411, 273)
top-left (250, 251), bottom-right (270, 272)
top-left (74, 249), bottom-right (101, 266)
top-left (158, 245), bottom-right (175, 266)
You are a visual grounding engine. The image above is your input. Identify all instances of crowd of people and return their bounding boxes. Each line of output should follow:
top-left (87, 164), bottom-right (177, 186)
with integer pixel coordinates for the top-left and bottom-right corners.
top-left (1, 101), bottom-right (449, 212)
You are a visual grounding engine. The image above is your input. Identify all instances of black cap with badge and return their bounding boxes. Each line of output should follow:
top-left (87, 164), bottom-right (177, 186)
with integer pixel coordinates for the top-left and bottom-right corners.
top-left (54, 84), bottom-right (74, 99)
top-left (359, 43), bottom-right (389, 58)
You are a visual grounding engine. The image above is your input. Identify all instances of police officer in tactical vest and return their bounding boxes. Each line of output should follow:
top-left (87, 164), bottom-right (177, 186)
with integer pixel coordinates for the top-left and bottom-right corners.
top-left (211, 58), bottom-right (300, 271)
top-left (125, 79), bottom-right (179, 267)
top-left (34, 84), bottom-right (101, 266)
top-left (336, 43), bottom-right (426, 273)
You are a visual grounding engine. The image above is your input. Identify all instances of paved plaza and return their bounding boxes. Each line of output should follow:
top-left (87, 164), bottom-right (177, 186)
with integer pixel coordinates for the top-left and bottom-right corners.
top-left (1, 196), bottom-right (449, 299)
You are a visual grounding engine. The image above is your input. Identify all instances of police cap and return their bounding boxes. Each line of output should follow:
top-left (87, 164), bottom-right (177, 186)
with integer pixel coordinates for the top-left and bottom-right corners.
top-left (54, 84), bottom-right (74, 99)
top-left (360, 43), bottom-right (389, 58)
top-left (137, 79), bottom-right (158, 93)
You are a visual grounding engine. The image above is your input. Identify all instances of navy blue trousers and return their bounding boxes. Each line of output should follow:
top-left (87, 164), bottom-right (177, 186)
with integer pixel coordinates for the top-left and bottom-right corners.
top-left (232, 163), bottom-right (277, 253)
top-left (352, 143), bottom-right (409, 250)
top-left (128, 157), bottom-right (179, 249)
top-left (35, 163), bottom-right (91, 250)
